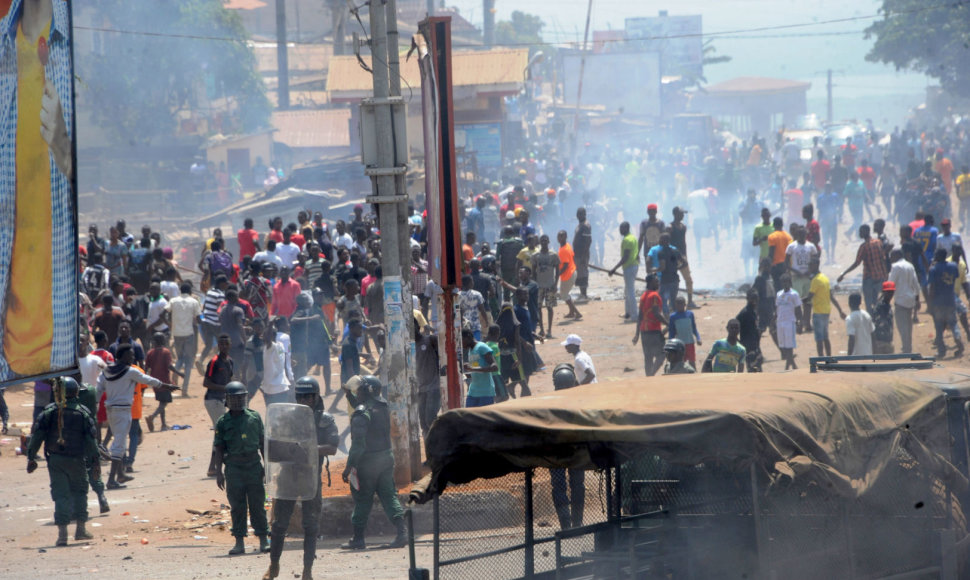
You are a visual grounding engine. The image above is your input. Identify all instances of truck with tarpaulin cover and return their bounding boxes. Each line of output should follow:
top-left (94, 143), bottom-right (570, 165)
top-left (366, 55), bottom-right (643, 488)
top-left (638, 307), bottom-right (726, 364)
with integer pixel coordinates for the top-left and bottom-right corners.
top-left (409, 360), bottom-right (970, 579)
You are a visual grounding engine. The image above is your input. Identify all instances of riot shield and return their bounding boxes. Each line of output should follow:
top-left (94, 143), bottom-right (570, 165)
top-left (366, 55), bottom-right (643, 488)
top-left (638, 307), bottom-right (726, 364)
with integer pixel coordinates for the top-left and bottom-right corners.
top-left (264, 403), bottom-right (319, 500)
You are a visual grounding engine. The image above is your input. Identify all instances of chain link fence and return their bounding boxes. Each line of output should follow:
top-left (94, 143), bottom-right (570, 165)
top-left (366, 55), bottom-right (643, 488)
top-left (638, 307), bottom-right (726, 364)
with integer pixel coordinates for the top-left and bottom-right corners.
top-left (428, 447), bottom-right (965, 579)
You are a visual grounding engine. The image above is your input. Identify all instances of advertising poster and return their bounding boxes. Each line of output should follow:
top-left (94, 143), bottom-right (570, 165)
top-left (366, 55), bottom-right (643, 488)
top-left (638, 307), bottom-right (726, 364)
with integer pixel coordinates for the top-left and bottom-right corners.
top-left (0, 0), bottom-right (78, 385)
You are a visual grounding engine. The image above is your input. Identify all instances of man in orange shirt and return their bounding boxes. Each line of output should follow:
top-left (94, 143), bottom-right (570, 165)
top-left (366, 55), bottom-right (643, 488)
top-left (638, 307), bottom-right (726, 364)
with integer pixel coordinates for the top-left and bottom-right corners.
top-left (462, 231), bottom-right (476, 274)
top-left (124, 366), bottom-right (150, 474)
top-left (557, 230), bottom-right (582, 320)
top-left (766, 217), bottom-right (793, 289)
top-left (935, 149), bottom-right (955, 194)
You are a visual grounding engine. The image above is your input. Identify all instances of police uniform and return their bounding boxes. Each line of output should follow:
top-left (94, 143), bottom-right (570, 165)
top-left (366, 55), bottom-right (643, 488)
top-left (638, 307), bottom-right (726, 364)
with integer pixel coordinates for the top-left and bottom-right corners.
top-left (269, 405), bottom-right (338, 570)
top-left (78, 382), bottom-right (108, 512)
top-left (213, 408), bottom-right (268, 540)
top-left (26, 399), bottom-right (99, 530)
top-left (664, 361), bottom-right (696, 374)
top-left (347, 398), bottom-right (405, 533)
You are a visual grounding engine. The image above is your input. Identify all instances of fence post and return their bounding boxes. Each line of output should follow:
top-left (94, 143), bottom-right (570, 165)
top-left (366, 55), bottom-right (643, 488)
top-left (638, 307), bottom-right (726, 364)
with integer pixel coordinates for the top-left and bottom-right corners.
top-left (525, 469), bottom-right (535, 578)
top-left (433, 495), bottom-right (440, 580)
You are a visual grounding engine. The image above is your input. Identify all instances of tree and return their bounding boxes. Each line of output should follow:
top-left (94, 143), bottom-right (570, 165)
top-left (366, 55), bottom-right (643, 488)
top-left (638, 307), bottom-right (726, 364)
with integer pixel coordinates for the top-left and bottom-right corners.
top-left (494, 11), bottom-right (545, 47)
top-left (80, 0), bottom-right (271, 147)
top-left (865, 0), bottom-right (970, 94)
top-left (683, 41), bottom-right (732, 90)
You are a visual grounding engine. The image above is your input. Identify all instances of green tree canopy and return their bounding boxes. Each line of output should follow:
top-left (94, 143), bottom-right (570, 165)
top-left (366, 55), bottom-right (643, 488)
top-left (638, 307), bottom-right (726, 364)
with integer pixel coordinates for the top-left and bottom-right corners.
top-left (80, 0), bottom-right (270, 146)
top-left (494, 11), bottom-right (545, 47)
top-left (865, 0), bottom-right (970, 93)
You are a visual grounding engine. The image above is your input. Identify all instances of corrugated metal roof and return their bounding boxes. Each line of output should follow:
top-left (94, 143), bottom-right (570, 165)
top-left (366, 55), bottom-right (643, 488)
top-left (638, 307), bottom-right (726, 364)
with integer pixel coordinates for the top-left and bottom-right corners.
top-left (704, 76), bottom-right (811, 95)
top-left (326, 48), bottom-right (529, 94)
top-left (224, 0), bottom-right (267, 10)
top-left (271, 109), bottom-right (352, 149)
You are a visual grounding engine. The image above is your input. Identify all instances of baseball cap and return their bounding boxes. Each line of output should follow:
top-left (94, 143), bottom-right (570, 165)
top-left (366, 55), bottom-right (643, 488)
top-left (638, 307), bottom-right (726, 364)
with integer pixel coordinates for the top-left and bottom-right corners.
top-left (941, 218), bottom-right (952, 225)
top-left (560, 334), bottom-right (582, 347)
top-left (647, 203), bottom-right (658, 211)
top-left (882, 281), bottom-right (896, 292)
top-left (672, 206), bottom-right (688, 214)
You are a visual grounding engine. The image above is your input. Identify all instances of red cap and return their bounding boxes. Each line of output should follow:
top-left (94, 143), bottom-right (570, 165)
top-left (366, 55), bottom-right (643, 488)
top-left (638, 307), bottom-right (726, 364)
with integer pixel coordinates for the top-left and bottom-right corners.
top-left (647, 203), bottom-right (658, 211)
top-left (882, 281), bottom-right (895, 292)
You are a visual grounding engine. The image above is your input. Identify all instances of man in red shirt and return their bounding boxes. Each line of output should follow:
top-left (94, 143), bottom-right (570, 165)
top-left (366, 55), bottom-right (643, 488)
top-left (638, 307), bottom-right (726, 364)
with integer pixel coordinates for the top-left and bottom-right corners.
top-left (802, 204), bottom-right (821, 252)
top-left (840, 137), bottom-right (857, 168)
top-left (556, 230), bottom-right (582, 320)
top-left (236, 218), bottom-right (261, 264)
top-left (810, 150), bottom-right (830, 189)
top-left (271, 267), bottom-right (302, 318)
top-left (632, 274), bottom-right (667, 376)
top-left (857, 159), bottom-right (876, 194)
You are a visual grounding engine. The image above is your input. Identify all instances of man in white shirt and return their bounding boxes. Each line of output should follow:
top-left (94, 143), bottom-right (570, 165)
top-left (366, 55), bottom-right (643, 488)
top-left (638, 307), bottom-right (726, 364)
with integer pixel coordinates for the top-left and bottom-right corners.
top-left (560, 334), bottom-right (596, 384)
top-left (253, 240), bottom-right (284, 270)
top-left (166, 282), bottom-right (202, 395)
top-left (78, 340), bottom-right (107, 388)
top-left (887, 249), bottom-right (920, 353)
top-left (334, 220), bottom-right (355, 251)
top-left (274, 229), bottom-right (301, 268)
top-left (145, 282), bottom-right (170, 336)
top-left (259, 324), bottom-right (292, 408)
top-left (938, 218), bottom-right (963, 255)
top-left (775, 274), bottom-right (803, 370)
top-left (845, 293), bottom-right (875, 355)
top-left (785, 226), bottom-right (818, 304)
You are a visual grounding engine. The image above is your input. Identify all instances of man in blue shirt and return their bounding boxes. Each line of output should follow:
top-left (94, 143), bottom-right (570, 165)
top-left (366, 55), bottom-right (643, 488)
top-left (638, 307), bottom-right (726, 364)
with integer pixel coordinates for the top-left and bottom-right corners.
top-left (462, 328), bottom-right (498, 407)
top-left (928, 247), bottom-right (963, 358)
top-left (914, 214), bottom-right (940, 268)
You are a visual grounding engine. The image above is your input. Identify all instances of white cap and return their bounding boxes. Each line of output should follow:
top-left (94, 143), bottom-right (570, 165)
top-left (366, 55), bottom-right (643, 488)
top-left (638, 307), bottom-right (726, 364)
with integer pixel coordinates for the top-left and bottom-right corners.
top-left (505, 211), bottom-right (516, 219)
top-left (560, 334), bottom-right (582, 347)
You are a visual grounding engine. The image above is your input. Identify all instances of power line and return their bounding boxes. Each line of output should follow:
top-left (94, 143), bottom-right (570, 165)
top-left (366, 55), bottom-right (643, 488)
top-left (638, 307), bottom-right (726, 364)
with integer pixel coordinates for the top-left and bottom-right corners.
top-left (73, 0), bottom-right (967, 49)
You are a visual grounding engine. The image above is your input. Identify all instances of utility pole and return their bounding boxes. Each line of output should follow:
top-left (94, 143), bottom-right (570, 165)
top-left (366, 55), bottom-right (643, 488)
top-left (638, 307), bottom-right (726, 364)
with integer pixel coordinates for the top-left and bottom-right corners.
top-left (383, 0), bottom-right (422, 483)
top-left (571, 0), bottom-right (593, 163)
top-left (276, 0), bottom-right (290, 110)
top-left (483, 0), bottom-right (495, 47)
top-left (426, 0), bottom-right (434, 16)
top-left (362, 0), bottom-right (413, 486)
top-left (826, 69), bottom-right (833, 124)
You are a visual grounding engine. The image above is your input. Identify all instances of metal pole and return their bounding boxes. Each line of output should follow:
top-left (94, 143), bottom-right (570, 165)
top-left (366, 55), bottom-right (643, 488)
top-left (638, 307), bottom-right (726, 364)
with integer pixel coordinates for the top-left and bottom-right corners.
top-left (826, 69), bottom-right (833, 124)
top-left (367, 0), bottom-right (411, 486)
top-left (483, 0), bottom-right (495, 47)
top-left (525, 469), bottom-right (535, 578)
top-left (275, 0), bottom-right (290, 110)
top-left (571, 0), bottom-right (593, 163)
top-left (384, 0), bottom-right (422, 484)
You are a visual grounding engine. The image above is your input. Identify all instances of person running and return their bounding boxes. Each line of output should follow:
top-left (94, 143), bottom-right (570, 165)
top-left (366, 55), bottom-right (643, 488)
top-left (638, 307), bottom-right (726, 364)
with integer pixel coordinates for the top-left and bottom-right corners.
top-left (557, 230), bottom-right (583, 320)
top-left (766, 217), bottom-right (792, 290)
top-left (929, 248), bottom-right (964, 358)
top-left (702, 319), bottom-right (746, 373)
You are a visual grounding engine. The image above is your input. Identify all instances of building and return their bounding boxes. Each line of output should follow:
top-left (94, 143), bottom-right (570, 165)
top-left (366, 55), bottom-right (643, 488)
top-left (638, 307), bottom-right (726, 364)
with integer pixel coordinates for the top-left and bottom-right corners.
top-left (691, 77), bottom-right (811, 136)
top-left (326, 48), bottom-right (529, 170)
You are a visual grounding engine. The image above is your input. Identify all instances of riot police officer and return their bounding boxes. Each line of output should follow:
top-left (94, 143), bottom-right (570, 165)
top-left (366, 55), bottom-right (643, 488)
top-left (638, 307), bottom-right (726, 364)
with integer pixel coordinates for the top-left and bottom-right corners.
top-left (663, 338), bottom-right (696, 374)
top-left (550, 363), bottom-right (585, 529)
top-left (76, 377), bottom-right (110, 514)
top-left (263, 376), bottom-right (338, 580)
top-left (25, 377), bottom-right (100, 546)
top-left (213, 381), bottom-right (269, 556)
top-left (340, 375), bottom-right (406, 550)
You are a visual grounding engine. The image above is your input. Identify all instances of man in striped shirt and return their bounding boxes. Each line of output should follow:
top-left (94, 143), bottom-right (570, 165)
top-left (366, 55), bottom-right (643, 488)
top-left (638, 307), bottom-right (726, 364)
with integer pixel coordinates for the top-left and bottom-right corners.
top-left (196, 275), bottom-right (228, 374)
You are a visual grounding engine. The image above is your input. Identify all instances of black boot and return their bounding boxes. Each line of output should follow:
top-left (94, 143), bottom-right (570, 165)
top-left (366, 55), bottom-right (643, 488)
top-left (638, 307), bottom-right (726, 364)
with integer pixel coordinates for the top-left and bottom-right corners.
top-left (389, 518), bottom-right (407, 548)
top-left (340, 527), bottom-right (366, 550)
top-left (106, 460), bottom-right (125, 489)
top-left (115, 459), bottom-right (134, 484)
top-left (56, 525), bottom-right (68, 547)
top-left (98, 491), bottom-right (110, 513)
top-left (75, 521), bottom-right (94, 541)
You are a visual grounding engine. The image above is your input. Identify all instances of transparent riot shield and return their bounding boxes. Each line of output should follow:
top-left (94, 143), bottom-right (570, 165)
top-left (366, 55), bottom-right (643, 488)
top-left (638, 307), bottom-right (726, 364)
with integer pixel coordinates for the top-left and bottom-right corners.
top-left (264, 403), bottom-right (319, 500)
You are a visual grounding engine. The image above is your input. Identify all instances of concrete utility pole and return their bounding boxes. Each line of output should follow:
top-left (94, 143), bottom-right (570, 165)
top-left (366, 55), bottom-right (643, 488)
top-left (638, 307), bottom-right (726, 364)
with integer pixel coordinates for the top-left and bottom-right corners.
top-left (483, 0), bottom-right (495, 47)
top-left (364, 0), bottom-right (413, 486)
top-left (276, 0), bottom-right (290, 109)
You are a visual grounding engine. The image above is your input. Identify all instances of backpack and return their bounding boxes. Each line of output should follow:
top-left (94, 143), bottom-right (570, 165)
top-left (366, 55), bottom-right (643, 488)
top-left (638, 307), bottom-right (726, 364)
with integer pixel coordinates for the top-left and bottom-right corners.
top-left (208, 251), bottom-right (233, 278)
top-left (82, 265), bottom-right (108, 299)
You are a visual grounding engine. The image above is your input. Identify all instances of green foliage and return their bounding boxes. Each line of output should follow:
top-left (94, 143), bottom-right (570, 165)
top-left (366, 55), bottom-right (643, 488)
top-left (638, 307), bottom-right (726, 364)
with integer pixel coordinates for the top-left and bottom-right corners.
top-left (494, 11), bottom-right (545, 47)
top-left (80, 0), bottom-right (270, 146)
top-left (865, 0), bottom-right (970, 93)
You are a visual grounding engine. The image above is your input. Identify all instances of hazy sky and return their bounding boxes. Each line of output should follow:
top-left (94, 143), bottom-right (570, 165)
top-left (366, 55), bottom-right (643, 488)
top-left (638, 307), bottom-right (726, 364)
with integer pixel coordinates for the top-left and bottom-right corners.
top-left (449, 0), bottom-right (929, 97)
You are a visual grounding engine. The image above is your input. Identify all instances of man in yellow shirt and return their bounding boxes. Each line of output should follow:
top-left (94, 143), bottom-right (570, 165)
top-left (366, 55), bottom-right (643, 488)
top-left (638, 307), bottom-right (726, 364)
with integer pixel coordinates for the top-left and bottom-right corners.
top-left (804, 257), bottom-right (845, 357)
top-left (956, 165), bottom-right (970, 229)
top-left (609, 222), bottom-right (640, 321)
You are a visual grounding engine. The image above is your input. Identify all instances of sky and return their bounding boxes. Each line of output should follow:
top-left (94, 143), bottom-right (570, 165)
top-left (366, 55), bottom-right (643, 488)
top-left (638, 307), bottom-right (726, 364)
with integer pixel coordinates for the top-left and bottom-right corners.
top-left (447, 0), bottom-right (930, 122)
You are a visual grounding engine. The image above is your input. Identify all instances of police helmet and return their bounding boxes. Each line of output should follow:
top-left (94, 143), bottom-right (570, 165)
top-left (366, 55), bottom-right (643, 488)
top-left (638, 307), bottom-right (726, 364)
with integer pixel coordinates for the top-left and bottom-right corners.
top-left (552, 363), bottom-right (578, 390)
top-left (348, 374), bottom-right (384, 402)
top-left (61, 377), bottom-right (80, 398)
top-left (294, 376), bottom-right (321, 397)
top-left (663, 338), bottom-right (686, 354)
top-left (225, 381), bottom-right (248, 411)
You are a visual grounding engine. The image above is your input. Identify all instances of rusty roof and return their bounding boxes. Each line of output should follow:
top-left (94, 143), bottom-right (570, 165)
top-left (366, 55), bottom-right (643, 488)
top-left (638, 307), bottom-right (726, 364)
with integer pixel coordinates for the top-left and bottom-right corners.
top-left (223, 0), bottom-right (267, 10)
top-left (326, 48), bottom-right (529, 95)
top-left (703, 76), bottom-right (811, 96)
top-left (271, 109), bottom-right (352, 149)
